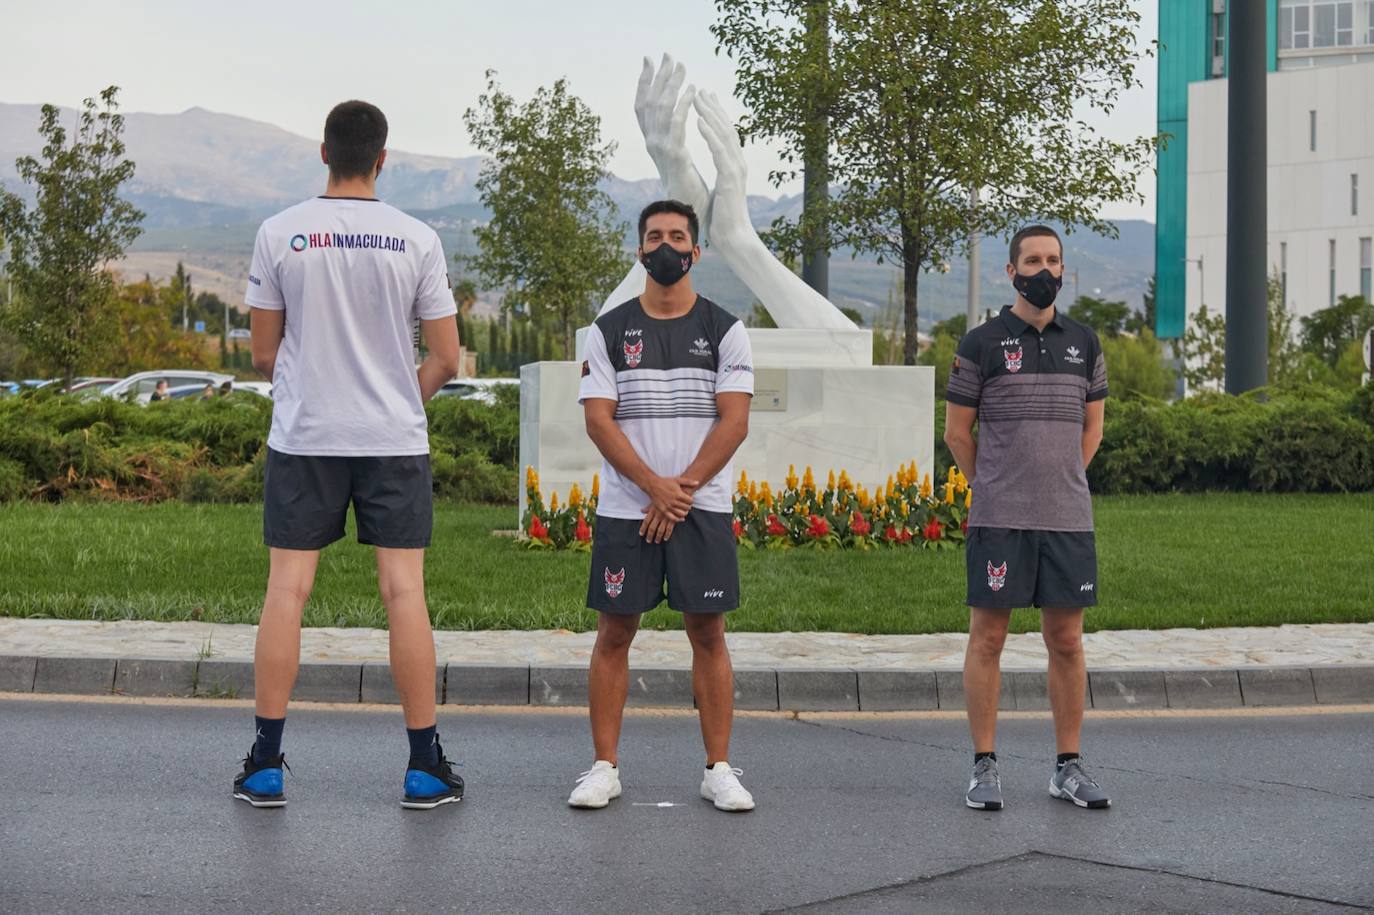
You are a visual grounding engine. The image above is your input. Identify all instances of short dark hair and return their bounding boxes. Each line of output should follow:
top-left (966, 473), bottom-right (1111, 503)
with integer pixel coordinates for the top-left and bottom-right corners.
top-left (324, 100), bottom-right (388, 180)
top-left (638, 200), bottom-right (699, 246)
top-left (1009, 225), bottom-right (1063, 266)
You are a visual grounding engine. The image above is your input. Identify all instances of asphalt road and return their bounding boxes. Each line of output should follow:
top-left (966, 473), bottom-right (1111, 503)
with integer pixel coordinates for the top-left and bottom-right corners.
top-left (1, 698), bottom-right (1371, 914)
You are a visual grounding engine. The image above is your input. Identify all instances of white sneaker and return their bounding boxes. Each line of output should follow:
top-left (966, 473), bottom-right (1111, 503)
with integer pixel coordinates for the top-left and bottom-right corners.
top-left (700, 762), bottom-right (755, 812)
top-left (568, 760), bottom-right (622, 809)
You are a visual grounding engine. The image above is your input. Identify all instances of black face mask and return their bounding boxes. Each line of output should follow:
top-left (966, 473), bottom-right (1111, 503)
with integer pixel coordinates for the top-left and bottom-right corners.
top-left (641, 242), bottom-right (694, 287)
top-left (1012, 268), bottom-right (1063, 310)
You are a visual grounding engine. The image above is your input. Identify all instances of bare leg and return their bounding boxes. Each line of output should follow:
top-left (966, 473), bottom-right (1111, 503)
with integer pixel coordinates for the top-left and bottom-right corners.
top-left (254, 548), bottom-right (321, 718)
top-left (963, 607), bottom-right (1011, 754)
top-left (376, 547), bottom-right (437, 730)
top-left (1041, 609), bottom-right (1086, 755)
top-left (588, 613), bottom-right (641, 764)
top-left (683, 613), bottom-right (733, 765)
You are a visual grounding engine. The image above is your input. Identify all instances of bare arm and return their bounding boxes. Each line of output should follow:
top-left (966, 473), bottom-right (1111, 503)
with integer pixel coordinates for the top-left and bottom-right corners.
top-left (584, 398), bottom-right (696, 524)
top-left (417, 316), bottom-right (461, 402)
top-left (1082, 398), bottom-right (1105, 469)
top-left (944, 402), bottom-right (979, 483)
top-left (250, 307), bottom-right (285, 382)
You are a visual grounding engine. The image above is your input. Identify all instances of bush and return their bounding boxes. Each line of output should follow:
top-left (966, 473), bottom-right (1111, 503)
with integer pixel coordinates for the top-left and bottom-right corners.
top-left (431, 448), bottom-right (517, 503)
top-left (1088, 383), bottom-right (1374, 494)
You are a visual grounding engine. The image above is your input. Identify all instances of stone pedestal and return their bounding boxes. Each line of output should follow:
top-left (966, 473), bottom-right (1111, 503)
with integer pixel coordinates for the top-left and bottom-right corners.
top-left (518, 326), bottom-right (935, 522)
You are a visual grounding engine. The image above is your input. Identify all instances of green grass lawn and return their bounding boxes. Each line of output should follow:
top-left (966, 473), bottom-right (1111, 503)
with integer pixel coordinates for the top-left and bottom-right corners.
top-left (1, 494), bottom-right (1370, 634)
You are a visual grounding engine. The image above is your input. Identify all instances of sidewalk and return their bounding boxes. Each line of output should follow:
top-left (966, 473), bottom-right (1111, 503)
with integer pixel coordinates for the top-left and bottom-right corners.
top-left (2, 618), bottom-right (1372, 710)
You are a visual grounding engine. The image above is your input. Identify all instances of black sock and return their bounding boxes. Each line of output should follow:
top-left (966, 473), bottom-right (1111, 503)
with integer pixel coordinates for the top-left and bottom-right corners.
top-left (974, 751), bottom-right (996, 763)
top-left (407, 725), bottom-right (439, 767)
top-left (252, 716), bottom-right (285, 764)
top-left (1056, 752), bottom-right (1080, 769)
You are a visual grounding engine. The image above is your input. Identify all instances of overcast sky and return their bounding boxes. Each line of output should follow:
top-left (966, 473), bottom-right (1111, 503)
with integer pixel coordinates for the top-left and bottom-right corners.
top-left (1, 0), bottom-right (1158, 221)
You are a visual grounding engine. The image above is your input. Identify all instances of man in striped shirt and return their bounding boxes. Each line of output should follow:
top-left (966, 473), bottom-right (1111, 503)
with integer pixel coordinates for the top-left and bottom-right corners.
top-left (570, 200), bottom-right (756, 812)
top-left (944, 225), bottom-right (1112, 813)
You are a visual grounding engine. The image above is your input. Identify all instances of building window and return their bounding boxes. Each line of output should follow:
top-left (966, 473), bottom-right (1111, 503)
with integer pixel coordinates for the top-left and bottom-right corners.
top-left (1355, 174), bottom-right (1361, 216)
top-left (1368, 0), bottom-right (1374, 43)
top-left (1362, 237), bottom-right (1372, 301)
top-left (1330, 239), bottom-right (1338, 306)
top-left (1281, 241), bottom-right (1289, 306)
top-left (1212, 4), bottom-right (1228, 76)
top-left (1310, 110), bottom-right (1318, 151)
top-left (1281, 0), bottom-right (1313, 48)
top-left (1281, 1), bottom-right (1359, 48)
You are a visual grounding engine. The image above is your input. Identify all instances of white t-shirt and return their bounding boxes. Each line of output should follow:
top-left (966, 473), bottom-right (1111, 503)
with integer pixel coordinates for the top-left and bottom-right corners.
top-left (578, 296), bottom-right (754, 519)
top-left (245, 196), bottom-right (456, 456)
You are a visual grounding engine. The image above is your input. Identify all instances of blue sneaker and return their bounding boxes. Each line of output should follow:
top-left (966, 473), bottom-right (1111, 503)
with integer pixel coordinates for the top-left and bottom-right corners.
top-left (401, 734), bottom-right (464, 810)
top-left (233, 749), bottom-right (288, 808)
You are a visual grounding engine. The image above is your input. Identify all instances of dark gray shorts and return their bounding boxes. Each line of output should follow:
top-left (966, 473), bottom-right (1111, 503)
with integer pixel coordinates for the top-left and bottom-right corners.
top-left (587, 510), bottom-right (739, 615)
top-left (263, 447), bottom-right (433, 550)
top-left (965, 526), bottom-right (1097, 609)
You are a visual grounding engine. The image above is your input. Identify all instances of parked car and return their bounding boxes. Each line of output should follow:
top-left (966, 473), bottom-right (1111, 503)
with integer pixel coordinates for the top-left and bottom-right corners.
top-left (434, 378), bottom-right (518, 404)
top-left (0, 379), bottom-right (54, 395)
top-left (231, 381), bottom-right (272, 398)
top-left (103, 370), bottom-right (236, 404)
top-left (227, 328), bottom-right (252, 340)
top-left (65, 377), bottom-right (122, 396)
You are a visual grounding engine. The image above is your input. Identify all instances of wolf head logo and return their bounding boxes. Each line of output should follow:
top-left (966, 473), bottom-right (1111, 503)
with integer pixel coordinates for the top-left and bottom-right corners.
top-left (623, 339), bottom-right (644, 368)
top-left (986, 561), bottom-right (1008, 592)
top-left (1003, 347), bottom-right (1023, 373)
top-left (604, 567), bottom-right (626, 598)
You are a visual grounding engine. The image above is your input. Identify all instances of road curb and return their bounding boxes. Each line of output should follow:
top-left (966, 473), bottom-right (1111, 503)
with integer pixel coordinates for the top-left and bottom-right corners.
top-left (2, 656), bottom-right (1372, 710)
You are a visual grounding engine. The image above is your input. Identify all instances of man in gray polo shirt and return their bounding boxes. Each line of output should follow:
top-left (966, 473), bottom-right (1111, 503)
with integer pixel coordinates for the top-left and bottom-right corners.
top-left (944, 224), bottom-right (1111, 812)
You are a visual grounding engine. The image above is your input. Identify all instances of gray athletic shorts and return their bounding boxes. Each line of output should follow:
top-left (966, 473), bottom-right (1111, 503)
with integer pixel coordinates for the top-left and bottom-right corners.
top-left (586, 510), bottom-right (739, 615)
top-left (965, 526), bottom-right (1098, 609)
top-left (263, 447), bottom-right (433, 550)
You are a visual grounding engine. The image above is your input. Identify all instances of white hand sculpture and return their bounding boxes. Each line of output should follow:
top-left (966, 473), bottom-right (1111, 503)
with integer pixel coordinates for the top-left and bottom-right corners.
top-left (693, 89), bottom-right (856, 330)
top-left (598, 59), bottom-right (856, 332)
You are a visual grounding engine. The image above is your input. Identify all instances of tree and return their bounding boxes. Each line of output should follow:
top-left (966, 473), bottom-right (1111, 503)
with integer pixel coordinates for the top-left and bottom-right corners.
top-left (1177, 304), bottom-right (1227, 392)
top-left (462, 72), bottom-right (629, 356)
top-left (714, 1), bottom-right (1157, 364)
top-left (1299, 294), bottom-right (1374, 367)
top-left (747, 302), bottom-right (778, 328)
top-left (1125, 273), bottom-right (1157, 335)
top-left (101, 278), bottom-right (211, 375)
top-left (1100, 330), bottom-right (1174, 400)
top-left (930, 313), bottom-right (968, 342)
top-left (1069, 296), bottom-right (1131, 338)
top-left (0, 87), bottom-right (144, 387)
top-left (1266, 270), bottom-right (1301, 385)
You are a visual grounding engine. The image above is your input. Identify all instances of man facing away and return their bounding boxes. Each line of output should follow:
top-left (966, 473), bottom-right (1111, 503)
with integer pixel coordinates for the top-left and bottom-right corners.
top-left (944, 225), bottom-right (1112, 812)
top-left (236, 100), bottom-right (464, 810)
top-left (571, 200), bottom-right (756, 812)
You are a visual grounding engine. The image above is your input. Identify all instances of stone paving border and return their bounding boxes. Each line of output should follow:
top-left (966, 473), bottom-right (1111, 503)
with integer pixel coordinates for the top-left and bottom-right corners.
top-left (2, 656), bottom-right (1372, 710)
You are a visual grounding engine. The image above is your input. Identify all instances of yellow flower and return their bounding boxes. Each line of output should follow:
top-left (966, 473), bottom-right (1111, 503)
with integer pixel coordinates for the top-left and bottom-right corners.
top-left (549, 491), bottom-right (559, 513)
top-left (919, 473), bottom-right (932, 500)
top-left (838, 469), bottom-right (852, 492)
top-left (899, 499), bottom-right (909, 517)
top-left (943, 482), bottom-right (956, 504)
top-left (947, 466), bottom-right (957, 485)
top-left (857, 485), bottom-right (870, 510)
top-left (569, 483), bottom-right (582, 508)
top-left (965, 488), bottom-right (972, 509)
top-left (954, 469), bottom-right (968, 493)
top-left (748, 480), bottom-right (759, 501)
top-left (802, 465), bottom-right (816, 494)
top-left (886, 473), bottom-right (896, 495)
top-left (761, 482), bottom-right (774, 508)
top-left (592, 473), bottom-right (600, 500)
top-left (786, 464), bottom-right (799, 490)
top-left (738, 469), bottom-right (749, 496)
top-left (826, 469), bottom-right (836, 493)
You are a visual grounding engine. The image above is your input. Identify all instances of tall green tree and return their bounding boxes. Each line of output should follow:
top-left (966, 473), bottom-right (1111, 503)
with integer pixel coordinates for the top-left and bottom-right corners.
top-left (462, 72), bottom-right (628, 356)
top-left (1068, 296), bottom-right (1132, 337)
top-left (1299, 294), bottom-right (1374, 367)
top-left (0, 87), bottom-right (144, 387)
top-left (714, 0), bottom-right (1157, 364)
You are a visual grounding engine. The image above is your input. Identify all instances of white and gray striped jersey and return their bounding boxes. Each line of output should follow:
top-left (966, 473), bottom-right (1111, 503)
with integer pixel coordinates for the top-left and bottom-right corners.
top-left (578, 296), bottom-right (754, 520)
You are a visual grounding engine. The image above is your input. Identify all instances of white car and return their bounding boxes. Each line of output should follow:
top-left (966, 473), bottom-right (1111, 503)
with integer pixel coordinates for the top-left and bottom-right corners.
top-left (104, 370), bottom-right (236, 404)
top-left (232, 381), bottom-right (273, 398)
top-left (436, 378), bottom-right (517, 404)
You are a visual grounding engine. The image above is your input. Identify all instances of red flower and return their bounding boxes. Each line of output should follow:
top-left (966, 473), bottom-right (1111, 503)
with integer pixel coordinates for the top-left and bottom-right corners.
top-left (732, 517), bottom-right (744, 539)
top-left (961, 519), bottom-right (968, 534)
top-left (884, 525), bottom-right (911, 544)
top-left (528, 514), bottom-right (549, 541)
top-left (766, 514), bottom-right (788, 537)
top-left (574, 511), bottom-right (592, 543)
top-left (850, 512), bottom-right (871, 537)
top-left (806, 514), bottom-right (830, 538)
top-left (922, 518), bottom-right (944, 541)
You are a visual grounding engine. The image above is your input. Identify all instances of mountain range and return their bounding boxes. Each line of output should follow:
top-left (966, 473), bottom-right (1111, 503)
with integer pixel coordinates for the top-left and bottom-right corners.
top-left (0, 102), bottom-right (1155, 325)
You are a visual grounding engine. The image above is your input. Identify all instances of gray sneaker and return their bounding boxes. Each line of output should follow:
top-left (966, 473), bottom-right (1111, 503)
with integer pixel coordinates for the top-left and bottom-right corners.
top-left (1049, 757), bottom-right (1111, 809)
top-left (965, 756), bottom-right (1003, 810)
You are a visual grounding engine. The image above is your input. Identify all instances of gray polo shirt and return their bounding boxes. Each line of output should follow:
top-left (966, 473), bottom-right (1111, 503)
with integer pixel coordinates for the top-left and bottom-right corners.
top-left (946, 306), bottom-right (1107, 532)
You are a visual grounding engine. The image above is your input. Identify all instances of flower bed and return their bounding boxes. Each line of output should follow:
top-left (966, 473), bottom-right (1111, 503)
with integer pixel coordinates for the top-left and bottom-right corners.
top-left (519, 462), bottom-right (970, 551)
